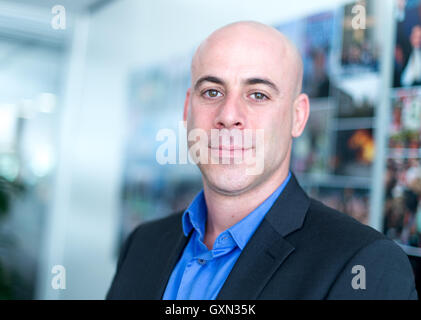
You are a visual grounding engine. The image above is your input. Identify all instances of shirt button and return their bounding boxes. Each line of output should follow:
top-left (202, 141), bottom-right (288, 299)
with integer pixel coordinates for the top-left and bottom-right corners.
top-left (198, 258), bottom-right (206, 265)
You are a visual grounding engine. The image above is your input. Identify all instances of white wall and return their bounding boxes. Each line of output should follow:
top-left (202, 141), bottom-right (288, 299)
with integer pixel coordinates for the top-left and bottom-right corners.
top-left (40, 0), bottom-right (352, 299)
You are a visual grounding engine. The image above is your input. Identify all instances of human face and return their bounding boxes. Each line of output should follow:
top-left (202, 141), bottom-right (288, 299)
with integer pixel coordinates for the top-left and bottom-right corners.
top-left (410, 25), bottom-right (421, 49)
top-left (184, 25), bottom-right (309, 196)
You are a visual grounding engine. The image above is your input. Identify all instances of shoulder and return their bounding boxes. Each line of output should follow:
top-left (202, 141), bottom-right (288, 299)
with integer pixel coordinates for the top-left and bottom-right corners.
top-left (297, 199), bottom-right (417, 299)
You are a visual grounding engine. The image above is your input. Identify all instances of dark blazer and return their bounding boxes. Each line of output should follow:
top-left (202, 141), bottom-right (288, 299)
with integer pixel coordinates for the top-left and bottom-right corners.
top-left (106, 174), bottom-right (418, 300)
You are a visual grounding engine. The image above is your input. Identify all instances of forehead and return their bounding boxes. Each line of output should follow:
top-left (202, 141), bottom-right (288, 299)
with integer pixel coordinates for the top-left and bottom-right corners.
top-left (192, 30), bottom-right (289, 85)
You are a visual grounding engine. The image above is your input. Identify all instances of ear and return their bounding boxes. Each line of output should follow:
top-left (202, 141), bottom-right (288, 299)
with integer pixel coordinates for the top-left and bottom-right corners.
top-left (183, 88), bottom-right (191, 128)
top-left (291, 93), bottom-right (310, 138)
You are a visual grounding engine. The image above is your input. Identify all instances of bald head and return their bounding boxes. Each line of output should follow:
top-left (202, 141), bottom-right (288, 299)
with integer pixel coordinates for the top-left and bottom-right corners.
top-left (191, 21), bottom-right (304, 97)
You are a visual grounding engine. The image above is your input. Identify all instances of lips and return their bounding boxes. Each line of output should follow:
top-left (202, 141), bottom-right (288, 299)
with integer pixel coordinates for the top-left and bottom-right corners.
top-left (208, 146), bottom-right (253, 151)
top-left (208, 146), bottom-right (254, 161)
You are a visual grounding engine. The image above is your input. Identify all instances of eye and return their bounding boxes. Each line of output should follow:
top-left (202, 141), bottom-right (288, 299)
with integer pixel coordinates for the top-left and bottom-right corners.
top-left (250, 92), bottom-right (268, 101)
top-left (203, 89), bottom-right (223, 98)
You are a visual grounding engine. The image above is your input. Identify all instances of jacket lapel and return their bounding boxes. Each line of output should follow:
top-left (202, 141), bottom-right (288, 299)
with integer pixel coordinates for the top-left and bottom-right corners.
top-left (216, 173), bottom-right (310, 300)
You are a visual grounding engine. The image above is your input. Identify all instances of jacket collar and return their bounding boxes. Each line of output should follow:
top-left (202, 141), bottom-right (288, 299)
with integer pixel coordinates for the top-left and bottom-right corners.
top-left (264, 172), bottom-right (310, 238)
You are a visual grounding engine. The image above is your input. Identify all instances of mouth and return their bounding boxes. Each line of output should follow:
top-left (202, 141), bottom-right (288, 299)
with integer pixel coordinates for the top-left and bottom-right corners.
top-left (209, 146), bottom-right (252, 151)
top-left (208, 146), bottom-right (254, 158)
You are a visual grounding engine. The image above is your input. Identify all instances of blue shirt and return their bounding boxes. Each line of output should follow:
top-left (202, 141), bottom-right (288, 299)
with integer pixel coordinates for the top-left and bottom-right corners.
top-left (162, 172), bottom-right (291, 300)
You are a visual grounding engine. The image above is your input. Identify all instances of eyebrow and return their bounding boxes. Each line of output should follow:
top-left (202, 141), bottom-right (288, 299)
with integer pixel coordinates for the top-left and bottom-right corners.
top-left (194, 76), bottom-right (225, 91)
top-left (244, 78), bottom-right (280, 94)
top-left (194, 75), bottom-right (280, 94)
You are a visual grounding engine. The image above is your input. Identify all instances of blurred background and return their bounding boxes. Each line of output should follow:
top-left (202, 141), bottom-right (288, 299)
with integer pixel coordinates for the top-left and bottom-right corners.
top-left (0, 0), bottom-right (420, 299)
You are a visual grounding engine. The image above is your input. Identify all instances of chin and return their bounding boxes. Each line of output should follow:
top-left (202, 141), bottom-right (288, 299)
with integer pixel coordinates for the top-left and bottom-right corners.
top-left (199, 163), bottom-right (260, 196)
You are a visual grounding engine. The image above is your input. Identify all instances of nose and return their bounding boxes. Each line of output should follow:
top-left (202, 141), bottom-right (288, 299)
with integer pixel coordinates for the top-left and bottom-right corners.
top-left (213, 94), bottom-right (246, 130)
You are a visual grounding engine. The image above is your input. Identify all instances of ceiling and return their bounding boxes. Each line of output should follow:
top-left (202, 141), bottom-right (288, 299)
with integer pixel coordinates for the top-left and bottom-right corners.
top-left (0, 0), bottom-right (114, 46)
top-left (0, 0), bottom-right (112, 13)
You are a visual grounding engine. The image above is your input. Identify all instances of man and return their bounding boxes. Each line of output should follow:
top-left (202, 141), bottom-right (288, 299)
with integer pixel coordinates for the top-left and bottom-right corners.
top-left (107, 21), bottom-right (418, 299)
top-left (394, 1), bottom-right (421, 87)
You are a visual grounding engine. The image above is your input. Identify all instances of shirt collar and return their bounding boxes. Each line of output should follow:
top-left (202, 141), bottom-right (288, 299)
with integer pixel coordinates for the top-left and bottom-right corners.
top-left (182, 190), bottom-right (207, 239)
top-left (182, 171), bottom-right (292, 250)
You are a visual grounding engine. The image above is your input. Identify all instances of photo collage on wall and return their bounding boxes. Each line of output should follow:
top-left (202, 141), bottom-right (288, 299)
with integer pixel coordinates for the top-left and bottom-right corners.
top-left (280, 0), bottom-right (381, 224)
top-left (383, 0), bottom-right (421, 248)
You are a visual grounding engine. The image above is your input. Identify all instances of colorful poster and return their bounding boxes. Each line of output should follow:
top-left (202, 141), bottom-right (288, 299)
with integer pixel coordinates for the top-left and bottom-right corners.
top-left (341, 0), bottom-right (380, 73)
top-left (384, 158), bottom-right (421, 247)
top-left (394, 0), bottom-right (421, 87)
top-left (302, 11), bottom-right (335, 98)
top-left (389, 88), bottom-right (421, 150)
top-left (333, 128), bottom-right (375, 176)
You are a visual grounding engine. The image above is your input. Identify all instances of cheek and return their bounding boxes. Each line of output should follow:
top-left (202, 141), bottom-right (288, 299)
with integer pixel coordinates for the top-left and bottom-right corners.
top-left (260, 109), bottom-right (293, 162)
top-left (189, 104), bottom-right (215, 129)
top-left (265, 107), bottom-right (292, 141)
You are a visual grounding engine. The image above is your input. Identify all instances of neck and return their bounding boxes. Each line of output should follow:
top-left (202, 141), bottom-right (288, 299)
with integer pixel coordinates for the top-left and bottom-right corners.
top-left (202, 163), bottom-right (290, 248)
